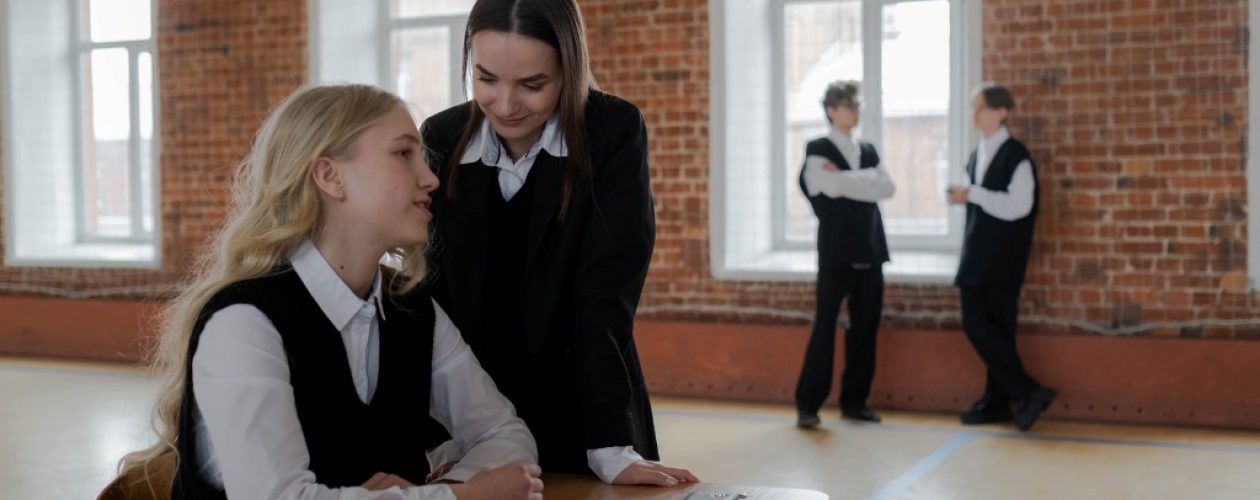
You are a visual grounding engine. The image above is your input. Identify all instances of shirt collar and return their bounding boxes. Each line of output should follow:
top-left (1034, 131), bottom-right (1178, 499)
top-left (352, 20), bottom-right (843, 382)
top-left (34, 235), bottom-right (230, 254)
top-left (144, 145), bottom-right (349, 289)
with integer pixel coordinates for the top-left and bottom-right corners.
top-left (459, 113), bottom-right (569, 166)
top-left (980, 126), bottom-right (1011, 153)
top-left (290, 239), bottom-right (386, 330)
top-left (827, 128), bottom-right (857, 148)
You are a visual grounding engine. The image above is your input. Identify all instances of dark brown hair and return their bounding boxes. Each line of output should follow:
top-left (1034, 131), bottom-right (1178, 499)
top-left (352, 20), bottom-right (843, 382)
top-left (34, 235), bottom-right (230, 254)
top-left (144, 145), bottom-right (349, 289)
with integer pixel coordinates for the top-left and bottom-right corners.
top-left (446, 0), bottom-right (596, 218)
top-left (975, 83), bottom-right (1016, 124)
top-left (820, 80), bottom-right (860, 124)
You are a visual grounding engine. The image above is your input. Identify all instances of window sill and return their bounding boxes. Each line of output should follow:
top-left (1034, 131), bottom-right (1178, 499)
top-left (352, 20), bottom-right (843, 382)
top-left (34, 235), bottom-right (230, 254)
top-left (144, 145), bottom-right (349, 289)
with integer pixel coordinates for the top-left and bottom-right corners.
top-left (7, 242), bottom-right (159, 269)
top-left (713, 249), bottom-right (958, 285)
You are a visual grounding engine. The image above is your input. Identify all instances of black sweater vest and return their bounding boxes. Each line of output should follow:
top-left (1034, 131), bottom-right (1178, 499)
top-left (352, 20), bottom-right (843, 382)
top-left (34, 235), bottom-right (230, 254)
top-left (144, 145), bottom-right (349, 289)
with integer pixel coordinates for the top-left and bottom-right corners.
top-left (172, 267), bottom-right (435, 499)
top-left (798, 137), bottom-right (890, 269)
top-left (954, 138), bottom-right (1040, 289)
top-left (481, 167), bottom-right (536, 403)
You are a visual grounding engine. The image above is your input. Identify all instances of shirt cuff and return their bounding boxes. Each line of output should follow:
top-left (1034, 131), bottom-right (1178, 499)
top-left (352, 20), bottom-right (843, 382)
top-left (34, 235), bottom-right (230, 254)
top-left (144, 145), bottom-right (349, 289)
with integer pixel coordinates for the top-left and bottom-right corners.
top-left (586, 446), bottom-right (644, 484)
top-left (427, 440), bottom-right (465, 481)
top-left (966, 185), bottom-right (986, 205)
top-left (426, 484), bottom-right (458, 500)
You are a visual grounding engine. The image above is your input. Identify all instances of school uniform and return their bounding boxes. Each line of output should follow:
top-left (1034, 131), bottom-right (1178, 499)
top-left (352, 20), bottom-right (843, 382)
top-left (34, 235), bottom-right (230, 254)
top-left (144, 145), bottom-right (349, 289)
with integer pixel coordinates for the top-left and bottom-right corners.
top-left (955, 126), bottom-right (1052, 427)
top-left (794, 129), bottom-right (895, 417)
top-left (172, 240), bottom-right (535, 499)
top-left (420, 90), bottom-right (659, 482)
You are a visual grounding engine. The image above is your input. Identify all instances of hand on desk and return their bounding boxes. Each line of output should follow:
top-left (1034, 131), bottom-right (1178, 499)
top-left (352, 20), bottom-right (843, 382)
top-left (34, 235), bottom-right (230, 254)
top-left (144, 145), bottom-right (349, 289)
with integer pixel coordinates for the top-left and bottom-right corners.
top-left (613, 460), bottom-right (700, 487)
top-left (448, 463), bottom-right (543, 500)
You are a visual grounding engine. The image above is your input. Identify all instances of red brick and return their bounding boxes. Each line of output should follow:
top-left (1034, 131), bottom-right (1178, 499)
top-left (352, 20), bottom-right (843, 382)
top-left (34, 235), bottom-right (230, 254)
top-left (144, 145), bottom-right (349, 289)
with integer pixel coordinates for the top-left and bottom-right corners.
top-left (1, 0), bottom-right (1255, 338)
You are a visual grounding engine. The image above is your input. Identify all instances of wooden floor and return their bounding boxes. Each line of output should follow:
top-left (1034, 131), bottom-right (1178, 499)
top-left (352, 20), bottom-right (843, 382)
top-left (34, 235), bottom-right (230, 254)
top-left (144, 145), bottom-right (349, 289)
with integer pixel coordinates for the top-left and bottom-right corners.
top-left (5, 357), bottom-right (1260, 499)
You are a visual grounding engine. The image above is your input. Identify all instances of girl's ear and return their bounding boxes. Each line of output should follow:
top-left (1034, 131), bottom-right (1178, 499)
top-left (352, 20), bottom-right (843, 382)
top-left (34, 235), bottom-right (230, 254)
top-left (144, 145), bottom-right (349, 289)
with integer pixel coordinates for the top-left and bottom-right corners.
top-left (312, 157), bottom-right (345, 200)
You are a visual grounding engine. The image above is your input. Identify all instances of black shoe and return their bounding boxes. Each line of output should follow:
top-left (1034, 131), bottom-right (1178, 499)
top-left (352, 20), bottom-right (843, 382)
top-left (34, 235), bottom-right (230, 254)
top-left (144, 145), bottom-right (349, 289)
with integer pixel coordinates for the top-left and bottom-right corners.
top-left (841, 405), bottom-right (882, 423)
top-left (797, 412), bottom-right (821, 429)
top-left (1015, 388), bottom-right (1056, 431)
top-left (960, 398), bottom-right (1013, 425)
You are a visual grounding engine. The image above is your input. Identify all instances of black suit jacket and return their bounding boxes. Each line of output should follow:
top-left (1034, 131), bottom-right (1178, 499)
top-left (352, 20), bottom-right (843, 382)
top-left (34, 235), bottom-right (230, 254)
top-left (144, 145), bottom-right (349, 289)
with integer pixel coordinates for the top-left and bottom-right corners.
top-left (420, 90), bottom-right (659, 473)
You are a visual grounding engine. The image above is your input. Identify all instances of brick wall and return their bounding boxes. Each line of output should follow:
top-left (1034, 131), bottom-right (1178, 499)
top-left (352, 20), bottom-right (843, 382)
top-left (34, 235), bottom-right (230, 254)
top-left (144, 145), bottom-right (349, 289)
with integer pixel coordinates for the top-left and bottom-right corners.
top-left (1, 0), bottom-right (1257, 339)
top-left (983, 0), bottom-right (1258, 337)
top-left (584, 0), bottom-right (994, 328)
top-left (584, 0), bottom-right (1260, 337)
top-left (0, 0), bottom-right (307, 299)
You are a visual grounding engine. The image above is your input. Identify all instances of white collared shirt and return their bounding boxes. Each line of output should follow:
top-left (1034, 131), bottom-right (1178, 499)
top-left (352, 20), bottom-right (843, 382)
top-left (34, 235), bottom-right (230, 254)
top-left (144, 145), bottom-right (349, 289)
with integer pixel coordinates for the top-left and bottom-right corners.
top-left (449, 113), bottom-right (645, 483)
top-left (829, 128), bottom-right (861, 171)
top-left (190, 240), bottom-right (537, 499)
top-left (801, 128), bottom-right (896, 202)
top-left (967, 126), bottom-right (1036, 221)
top-left (460, 114), bottom-right (568, 200)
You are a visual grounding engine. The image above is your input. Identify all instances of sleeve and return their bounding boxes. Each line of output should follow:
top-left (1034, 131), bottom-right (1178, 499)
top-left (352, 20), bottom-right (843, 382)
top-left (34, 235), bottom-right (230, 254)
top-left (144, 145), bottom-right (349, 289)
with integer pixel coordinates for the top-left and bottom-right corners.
top-left (966, 159), bottom-right (1035, 221)
top-left (193, 305), bottom-right (456, 500)
top-left (801, 155), bottom-right (896, 202)
top-left (427, 300), bottom-right (538, 482)
top-left (569, 101), bottom-right (656, 450)
top-left (586, 446), bottom-right (645, 484)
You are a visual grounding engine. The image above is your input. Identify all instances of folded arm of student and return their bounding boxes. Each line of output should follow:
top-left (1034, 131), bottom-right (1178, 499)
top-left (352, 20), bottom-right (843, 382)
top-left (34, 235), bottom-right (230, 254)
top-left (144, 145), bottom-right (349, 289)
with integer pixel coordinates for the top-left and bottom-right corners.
top-left (801, 155), bottom-right (896, 202)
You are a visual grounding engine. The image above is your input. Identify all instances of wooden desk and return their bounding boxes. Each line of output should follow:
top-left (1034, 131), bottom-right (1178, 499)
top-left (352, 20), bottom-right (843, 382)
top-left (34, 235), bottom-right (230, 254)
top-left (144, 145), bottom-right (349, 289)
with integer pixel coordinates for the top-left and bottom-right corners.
top-left (542, 474), bottom-right (828, 500)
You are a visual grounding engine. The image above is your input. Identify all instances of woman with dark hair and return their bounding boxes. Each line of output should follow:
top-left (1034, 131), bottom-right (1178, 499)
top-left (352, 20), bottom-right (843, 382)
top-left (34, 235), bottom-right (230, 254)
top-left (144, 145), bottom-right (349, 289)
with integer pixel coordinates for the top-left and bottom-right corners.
top-left (420, 0), bottom-right (697, 487)
top-left (947, 83), bottom-right (1055, 432)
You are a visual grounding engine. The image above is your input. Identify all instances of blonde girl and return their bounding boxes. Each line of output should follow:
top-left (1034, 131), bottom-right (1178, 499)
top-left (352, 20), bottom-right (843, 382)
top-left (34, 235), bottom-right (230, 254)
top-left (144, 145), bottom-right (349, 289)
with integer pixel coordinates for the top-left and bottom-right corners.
top-left (115, 84), bottom-right (543, 500)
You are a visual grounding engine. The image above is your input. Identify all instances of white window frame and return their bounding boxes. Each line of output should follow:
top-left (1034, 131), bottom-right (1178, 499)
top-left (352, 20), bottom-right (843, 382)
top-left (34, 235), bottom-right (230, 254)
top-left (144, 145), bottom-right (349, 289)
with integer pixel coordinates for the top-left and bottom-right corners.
top-left (309, 0), bottom-right (468, 107)
top-left (1, 0), bottom-right (160, 268)
top-left (710, 0), bottom-right (981, 283)
top-left (73, 0), bottom-right (158, 245)
top-left (1249, 0), bottom-right (1259, 290)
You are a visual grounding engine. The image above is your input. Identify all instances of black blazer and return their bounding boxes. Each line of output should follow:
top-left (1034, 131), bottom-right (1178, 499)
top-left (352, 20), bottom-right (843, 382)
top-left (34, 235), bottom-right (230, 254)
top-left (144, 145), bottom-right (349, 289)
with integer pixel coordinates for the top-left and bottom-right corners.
top-left (420, 90), bottom-right (659, 472)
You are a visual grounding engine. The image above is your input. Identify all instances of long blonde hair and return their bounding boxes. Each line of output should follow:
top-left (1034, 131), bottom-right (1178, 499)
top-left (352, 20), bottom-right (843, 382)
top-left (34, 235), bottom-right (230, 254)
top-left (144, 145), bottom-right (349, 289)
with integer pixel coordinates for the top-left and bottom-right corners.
top-left (116, 84), bottom-right (427, 494)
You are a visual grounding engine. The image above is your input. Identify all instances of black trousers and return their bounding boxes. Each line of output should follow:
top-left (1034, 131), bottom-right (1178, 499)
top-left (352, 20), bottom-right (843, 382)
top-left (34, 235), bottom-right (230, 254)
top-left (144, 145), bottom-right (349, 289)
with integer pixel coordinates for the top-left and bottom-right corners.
top-left (959, 285), bottom-right (1040, 404)
top-left (795, 266), bottom-right (883, 413)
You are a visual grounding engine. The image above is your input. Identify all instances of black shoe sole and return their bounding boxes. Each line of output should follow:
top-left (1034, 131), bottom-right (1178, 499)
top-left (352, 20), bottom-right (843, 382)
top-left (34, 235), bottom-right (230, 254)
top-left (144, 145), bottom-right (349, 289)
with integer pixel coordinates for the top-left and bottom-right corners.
top-left (841, 412), bottom-right (882, 423)
top-left (960, 412), bottom-right (1014, 425)
top-left (1015, 389), bottom-right (1057, 431)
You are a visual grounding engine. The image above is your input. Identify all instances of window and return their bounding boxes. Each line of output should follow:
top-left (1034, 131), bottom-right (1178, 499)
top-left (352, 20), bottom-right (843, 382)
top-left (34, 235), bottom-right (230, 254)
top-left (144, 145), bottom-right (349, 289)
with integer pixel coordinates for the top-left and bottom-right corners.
top-left (711, 0), bottom-right (981, 282)
top-left (310, 0), bottom-right (473, 118)
top-left (1249, 0), bottom-right (1260, 290)
top-left (3, 0), bottom-right (159, 266)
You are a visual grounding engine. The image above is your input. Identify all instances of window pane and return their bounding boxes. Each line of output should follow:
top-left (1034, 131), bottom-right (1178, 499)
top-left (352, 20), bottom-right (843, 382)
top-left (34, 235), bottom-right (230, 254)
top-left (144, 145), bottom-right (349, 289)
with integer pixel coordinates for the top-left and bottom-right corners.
top-left (139, 51), bottom-right (155, 235)
top-left (783, 1), bottom-right (862, 242)
top-left (82, 48), bottom-right (132, 239)
top-left (88, 0), bottom-right (151, 43)
top-left (881, 0), bottom-right (951, 235)
top-left (392, 26), bottom-right (452, 121)
top-left (392, 0), bottom-right (474, 18)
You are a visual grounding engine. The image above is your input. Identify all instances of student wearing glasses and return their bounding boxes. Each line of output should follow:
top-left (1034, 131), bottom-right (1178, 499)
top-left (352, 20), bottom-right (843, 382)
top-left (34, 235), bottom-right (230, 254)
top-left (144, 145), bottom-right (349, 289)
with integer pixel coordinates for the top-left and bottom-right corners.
top-left (794, 80), bottom-right (895, 429)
